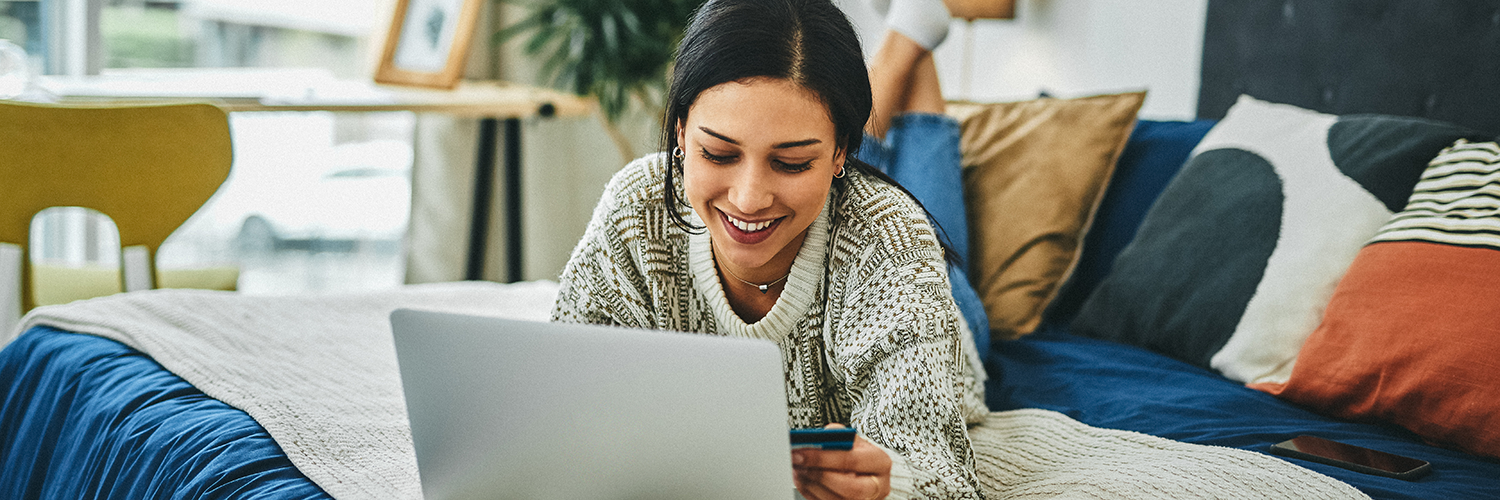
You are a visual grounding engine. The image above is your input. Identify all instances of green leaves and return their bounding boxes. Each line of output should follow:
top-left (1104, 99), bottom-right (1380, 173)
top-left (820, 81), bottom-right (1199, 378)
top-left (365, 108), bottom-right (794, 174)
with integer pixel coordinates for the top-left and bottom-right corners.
top-left (498, 0), bottom-right (705, 124)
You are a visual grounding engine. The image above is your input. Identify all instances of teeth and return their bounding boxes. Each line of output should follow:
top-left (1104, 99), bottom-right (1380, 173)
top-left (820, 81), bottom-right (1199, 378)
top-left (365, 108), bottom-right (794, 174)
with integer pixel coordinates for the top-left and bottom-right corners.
top-left (727, 214), bottom-right (773, 233)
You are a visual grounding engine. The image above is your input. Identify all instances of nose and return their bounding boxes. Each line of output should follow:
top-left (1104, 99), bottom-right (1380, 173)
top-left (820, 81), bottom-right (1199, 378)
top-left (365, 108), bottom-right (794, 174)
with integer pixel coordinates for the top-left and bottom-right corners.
top-left (727, 161), bottom-right (774, 214)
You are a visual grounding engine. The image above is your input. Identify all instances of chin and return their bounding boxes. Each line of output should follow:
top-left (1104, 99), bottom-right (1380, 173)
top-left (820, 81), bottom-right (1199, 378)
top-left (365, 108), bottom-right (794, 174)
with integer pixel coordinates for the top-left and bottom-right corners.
top-left (711, 231), bottom-right (779, 268)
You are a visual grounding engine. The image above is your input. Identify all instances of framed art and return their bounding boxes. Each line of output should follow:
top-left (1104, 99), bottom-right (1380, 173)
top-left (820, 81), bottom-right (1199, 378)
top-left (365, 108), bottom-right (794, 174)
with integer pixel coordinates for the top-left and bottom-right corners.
top-left (374, 0), bottom-right (483, 89)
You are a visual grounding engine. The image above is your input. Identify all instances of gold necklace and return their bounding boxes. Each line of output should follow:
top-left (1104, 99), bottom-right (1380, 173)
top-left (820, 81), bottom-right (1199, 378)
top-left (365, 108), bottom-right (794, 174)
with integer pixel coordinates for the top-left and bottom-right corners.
top-left (712, 244), bottom-right (791, 294)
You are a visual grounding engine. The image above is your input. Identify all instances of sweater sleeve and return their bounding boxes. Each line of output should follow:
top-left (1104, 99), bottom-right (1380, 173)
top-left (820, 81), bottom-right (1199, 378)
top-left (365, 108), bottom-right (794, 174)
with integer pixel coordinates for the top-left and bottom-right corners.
top-left (828, 253), bottom-right (986, 499)
top-left (871, 440), bottom-right (920, 499)
top-left (550, 226), bottom-right (644, 327)
top-left (550, 158), bottom-right (660, 329)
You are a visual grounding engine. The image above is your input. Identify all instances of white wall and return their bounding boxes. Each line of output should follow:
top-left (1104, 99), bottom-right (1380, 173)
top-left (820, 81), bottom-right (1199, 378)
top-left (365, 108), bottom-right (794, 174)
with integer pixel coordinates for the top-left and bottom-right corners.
top-left (840, 0), bottom-right (1208, 119)
top-left (472, 0), bottom-right (1212, 282)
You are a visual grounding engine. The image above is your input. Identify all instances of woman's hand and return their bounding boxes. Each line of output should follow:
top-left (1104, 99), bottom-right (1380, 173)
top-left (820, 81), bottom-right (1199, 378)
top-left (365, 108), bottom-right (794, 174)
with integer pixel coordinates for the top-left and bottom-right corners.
top-left (792, 424), bottom-right (892, 500)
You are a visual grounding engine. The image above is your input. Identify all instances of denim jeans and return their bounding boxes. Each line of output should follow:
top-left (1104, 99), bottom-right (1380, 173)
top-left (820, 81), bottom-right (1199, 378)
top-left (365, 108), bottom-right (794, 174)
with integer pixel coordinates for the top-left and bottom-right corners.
top-left (854, 113), bottom-right (991, 352)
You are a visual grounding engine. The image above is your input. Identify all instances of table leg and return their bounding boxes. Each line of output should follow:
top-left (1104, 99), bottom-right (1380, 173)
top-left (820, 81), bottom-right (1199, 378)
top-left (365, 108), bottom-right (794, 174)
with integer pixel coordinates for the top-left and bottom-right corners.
top-left (465, 117), bottom-right (498, 282)
top-left (463, 117), bottom-right (525, 283)
top-left (503, 118), bottom-right (523, 283)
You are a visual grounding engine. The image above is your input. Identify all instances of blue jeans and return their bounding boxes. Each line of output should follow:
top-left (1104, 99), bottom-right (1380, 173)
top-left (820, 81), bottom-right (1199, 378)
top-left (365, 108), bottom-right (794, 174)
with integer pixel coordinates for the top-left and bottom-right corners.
top-left (855, 113), bottom-right (991, 353)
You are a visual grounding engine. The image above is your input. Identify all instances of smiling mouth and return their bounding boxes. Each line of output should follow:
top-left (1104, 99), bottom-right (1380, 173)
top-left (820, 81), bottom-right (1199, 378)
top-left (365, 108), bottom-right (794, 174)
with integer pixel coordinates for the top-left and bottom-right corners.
top-left (725, 212), bottom-right (778, 233)
top-left (719, 209), bottom-right (787, 242)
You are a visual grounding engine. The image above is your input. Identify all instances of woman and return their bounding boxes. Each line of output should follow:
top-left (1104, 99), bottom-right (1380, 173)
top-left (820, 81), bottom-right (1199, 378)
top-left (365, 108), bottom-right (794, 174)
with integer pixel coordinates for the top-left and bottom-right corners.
top-left (551, 0), bottom-right (986, 498)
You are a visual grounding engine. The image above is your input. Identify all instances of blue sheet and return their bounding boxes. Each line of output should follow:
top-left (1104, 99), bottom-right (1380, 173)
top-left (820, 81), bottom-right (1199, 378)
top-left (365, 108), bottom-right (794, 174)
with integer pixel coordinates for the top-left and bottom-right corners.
top-left (987, 325), bottom-right (1500, 500)
top-left (0, 326), bottom-right (328, 499)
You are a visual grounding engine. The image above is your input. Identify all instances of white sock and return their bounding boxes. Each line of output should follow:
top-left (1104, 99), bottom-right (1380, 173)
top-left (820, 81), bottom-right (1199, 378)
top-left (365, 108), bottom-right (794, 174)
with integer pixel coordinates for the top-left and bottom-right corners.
top-left (886, 0), bottom-right (951, 50)
top-left (865, 0), bottom-right (891, 16)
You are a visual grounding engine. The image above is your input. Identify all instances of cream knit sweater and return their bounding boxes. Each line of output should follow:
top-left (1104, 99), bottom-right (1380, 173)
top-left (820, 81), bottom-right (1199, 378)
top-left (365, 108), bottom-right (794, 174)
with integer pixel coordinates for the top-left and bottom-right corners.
top-left (553, 153), bottom-right (989, 498)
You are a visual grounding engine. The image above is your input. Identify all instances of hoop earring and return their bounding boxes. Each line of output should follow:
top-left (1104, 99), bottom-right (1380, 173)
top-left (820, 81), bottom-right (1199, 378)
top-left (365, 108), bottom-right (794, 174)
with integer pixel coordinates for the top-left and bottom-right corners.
top-left (833, 164), bottom-right (846, 179)
top-left (673, 147), bottom-right (685, 162)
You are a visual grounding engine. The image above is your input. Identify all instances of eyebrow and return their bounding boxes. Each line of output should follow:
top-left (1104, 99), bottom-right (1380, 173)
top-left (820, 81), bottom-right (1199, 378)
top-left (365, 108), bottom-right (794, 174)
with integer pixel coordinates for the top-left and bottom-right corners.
top-left (699, 126), bottom-right (822, 149)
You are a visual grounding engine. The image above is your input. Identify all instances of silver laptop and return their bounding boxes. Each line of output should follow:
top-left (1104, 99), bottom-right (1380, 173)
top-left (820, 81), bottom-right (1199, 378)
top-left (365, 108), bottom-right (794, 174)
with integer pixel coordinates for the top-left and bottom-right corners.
top-left (391, 309), bottom-right (794, 499)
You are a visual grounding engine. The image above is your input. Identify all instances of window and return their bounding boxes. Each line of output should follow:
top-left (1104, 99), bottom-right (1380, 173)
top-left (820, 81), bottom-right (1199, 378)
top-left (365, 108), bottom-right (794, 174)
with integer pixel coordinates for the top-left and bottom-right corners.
top-left (10, 0), bottom-right (416, 295)
top-left (0, 1), bottom-right (40, 61)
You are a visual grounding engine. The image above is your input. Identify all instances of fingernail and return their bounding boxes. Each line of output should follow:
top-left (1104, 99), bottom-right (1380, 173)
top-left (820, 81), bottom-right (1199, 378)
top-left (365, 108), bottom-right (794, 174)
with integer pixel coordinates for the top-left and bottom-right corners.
top-left (792, 452), bottom-right (804, 465)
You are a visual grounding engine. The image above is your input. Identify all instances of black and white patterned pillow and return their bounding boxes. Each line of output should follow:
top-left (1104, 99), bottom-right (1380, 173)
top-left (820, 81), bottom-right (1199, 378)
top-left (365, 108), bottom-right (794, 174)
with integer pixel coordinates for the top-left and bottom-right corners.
top-left (1070, 95), bottom-right (1487, 384)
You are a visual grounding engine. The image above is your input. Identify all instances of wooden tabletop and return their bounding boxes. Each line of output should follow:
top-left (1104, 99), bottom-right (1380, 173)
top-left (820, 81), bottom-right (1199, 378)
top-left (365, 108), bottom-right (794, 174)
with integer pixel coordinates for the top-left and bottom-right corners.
top-left (37, 68), bottom-right (592, 118)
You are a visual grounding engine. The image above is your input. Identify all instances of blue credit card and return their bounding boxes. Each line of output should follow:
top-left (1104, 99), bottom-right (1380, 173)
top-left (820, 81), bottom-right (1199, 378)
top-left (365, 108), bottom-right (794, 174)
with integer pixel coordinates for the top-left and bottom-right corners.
top-left (790, 427), bottom-right (857, 450)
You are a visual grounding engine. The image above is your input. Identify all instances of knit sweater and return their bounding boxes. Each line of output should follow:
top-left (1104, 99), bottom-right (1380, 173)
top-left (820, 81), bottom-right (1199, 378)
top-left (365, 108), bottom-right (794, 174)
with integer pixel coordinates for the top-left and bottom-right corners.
top-left (553, 153), bottom-right (988, 498)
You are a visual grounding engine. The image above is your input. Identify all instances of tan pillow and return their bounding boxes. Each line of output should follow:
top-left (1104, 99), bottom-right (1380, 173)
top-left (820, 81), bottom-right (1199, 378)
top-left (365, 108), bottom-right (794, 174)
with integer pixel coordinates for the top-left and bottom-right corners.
top-left (949, 91), bottom-right (1145, 340)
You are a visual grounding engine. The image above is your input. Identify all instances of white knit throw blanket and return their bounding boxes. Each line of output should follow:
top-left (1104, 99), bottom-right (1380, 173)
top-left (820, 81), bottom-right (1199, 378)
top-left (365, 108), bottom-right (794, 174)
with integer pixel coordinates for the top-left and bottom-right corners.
top-left (6, 282), bottom-right (1368, 500)
top-left (971, 410), bottom-right (1368, 499)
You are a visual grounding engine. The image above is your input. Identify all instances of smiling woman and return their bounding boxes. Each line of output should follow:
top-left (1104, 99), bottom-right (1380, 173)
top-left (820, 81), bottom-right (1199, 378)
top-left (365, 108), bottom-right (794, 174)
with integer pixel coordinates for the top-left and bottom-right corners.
top-left (550, 0), bottom-right (988, 498)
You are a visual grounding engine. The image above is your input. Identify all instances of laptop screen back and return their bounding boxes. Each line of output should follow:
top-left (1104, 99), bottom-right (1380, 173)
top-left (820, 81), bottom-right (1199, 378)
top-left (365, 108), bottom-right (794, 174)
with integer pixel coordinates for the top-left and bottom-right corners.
top-left (392, 309), bottom-right (794, 500)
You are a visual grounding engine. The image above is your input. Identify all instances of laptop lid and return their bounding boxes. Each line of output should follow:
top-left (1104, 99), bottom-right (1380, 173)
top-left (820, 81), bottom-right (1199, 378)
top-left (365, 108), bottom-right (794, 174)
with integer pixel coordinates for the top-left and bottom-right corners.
top-left (392, 309), bottom-right (794, 500)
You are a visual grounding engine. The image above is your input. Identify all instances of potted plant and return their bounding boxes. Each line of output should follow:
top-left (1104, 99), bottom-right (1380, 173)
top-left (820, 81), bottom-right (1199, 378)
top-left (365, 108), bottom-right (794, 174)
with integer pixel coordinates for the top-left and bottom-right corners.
top-left (499, 0), bottom-right (706, 160)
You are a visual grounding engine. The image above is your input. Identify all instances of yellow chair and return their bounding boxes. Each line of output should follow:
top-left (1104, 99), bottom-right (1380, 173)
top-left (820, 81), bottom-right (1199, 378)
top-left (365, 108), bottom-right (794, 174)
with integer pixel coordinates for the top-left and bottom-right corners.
top-left (0, 100), bottom-right (235, 314)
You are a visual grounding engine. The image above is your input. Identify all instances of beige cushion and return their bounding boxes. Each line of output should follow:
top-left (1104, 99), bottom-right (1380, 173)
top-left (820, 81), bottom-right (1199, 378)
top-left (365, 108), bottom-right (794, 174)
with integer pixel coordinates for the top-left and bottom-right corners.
top-left (949, 91), bottom-right (1145, 340)
top-left (30, 263), bottom-right (239, 306)
top-left (157, 267), bottom-right (241, 292)
top-left (30, 264), bottom-right (123, 307)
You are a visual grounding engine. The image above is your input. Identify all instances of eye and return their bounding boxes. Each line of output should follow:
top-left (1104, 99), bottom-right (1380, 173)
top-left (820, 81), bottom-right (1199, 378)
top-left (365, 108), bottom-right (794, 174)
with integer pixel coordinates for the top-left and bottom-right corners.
top-left (775, 159), bottom-right (814, 173)
top-left (698, 148), bottom-right (736, 164)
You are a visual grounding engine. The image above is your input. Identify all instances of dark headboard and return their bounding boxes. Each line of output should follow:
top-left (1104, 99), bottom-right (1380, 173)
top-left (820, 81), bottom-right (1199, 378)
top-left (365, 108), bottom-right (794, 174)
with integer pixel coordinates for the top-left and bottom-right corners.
top-left (1197, 0), bottom-right (1500, 134)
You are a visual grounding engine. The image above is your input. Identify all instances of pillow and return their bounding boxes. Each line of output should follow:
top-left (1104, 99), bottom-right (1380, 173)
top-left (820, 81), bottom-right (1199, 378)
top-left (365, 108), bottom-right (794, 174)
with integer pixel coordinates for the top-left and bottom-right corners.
top-left (1070, 95), bottom-right (1485, 383)
top-left (1043, 119), bottom-right (1217, 328)
top-left (947, 91), bottom-right (1145, 341)
top-left (1252, 140), bottom-right (1500, 459)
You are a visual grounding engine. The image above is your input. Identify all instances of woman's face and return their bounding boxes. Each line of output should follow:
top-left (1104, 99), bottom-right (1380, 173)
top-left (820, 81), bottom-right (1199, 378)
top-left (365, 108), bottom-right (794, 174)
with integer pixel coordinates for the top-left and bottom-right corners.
top-left (678, 77), bottom-right (844, 281)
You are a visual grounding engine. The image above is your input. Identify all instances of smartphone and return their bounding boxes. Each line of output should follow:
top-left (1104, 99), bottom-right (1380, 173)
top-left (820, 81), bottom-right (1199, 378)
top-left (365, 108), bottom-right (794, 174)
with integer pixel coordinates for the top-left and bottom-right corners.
top-left (1269, 435), bottom-right (1432, 481)
top-left (790, 427), bottom-right (857, 450)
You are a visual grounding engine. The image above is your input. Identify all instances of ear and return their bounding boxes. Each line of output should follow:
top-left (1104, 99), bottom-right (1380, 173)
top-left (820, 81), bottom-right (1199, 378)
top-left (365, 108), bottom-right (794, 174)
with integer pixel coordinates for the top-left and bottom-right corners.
top-left (675, 120), bottom-right (687, 151)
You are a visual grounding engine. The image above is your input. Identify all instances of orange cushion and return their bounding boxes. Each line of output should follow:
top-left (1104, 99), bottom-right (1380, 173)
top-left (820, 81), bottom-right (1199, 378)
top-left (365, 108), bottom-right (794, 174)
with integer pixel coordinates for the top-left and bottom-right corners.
top-left (1253, 241), bottom-right (1500, 459)
top-left (948, 92), bottom-right (1144, 340)
top-left (1253, 139), bottom-right (1500, 459)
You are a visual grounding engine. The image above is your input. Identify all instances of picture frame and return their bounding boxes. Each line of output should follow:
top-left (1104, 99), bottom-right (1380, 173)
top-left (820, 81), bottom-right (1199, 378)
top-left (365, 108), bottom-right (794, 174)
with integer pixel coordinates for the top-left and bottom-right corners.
top-left (374, 0), bottom-right (484, 89)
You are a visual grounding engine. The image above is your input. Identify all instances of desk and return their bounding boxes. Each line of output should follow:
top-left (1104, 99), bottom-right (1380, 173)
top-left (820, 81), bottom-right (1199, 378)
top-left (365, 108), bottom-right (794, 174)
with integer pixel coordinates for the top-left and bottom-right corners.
top-left (39, 69), bottom-right (591, 282)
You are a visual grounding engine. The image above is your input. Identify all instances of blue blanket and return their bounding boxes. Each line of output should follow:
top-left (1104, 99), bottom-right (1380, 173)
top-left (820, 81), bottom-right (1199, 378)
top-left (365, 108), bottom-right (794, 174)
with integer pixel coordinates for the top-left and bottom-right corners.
top-left (988, 325), bottom-right (1500, 500)
top-left (0, 327), bottom-right (327, 499)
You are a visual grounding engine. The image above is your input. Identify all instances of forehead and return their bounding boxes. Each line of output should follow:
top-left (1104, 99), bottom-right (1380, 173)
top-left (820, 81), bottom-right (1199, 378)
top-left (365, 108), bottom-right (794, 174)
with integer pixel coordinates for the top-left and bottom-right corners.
top-left (684, 78), bottom-right (835, 141)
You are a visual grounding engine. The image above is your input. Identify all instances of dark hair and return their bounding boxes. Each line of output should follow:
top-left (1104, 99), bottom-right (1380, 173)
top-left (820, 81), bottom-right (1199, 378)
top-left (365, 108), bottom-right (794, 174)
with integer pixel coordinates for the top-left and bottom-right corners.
top-left (661, 0), bottom-right (870, 228)
top-left (659, 0), bottom-right (962, 263)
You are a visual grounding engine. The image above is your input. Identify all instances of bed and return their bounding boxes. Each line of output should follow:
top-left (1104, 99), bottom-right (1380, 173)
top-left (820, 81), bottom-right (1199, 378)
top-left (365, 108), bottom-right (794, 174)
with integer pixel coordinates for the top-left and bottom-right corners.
top-left (4, 1), bottom-right (1500, 498)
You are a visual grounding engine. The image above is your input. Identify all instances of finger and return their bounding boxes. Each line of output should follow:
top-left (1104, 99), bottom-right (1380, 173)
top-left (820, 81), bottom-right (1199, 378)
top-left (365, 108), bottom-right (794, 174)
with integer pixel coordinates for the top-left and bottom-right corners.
top-left (798, 470), bottom-right (853, 500)
top-left (794, 438), bottom-right (892, 474)
top-left (813, 470), bottom-right (887, 500)
top-left (795, 468), bottom-right (839, 500)
top-left (794, 449), bottom-right (855, 472)
top-left (793, 451), bottom-right (886, 475)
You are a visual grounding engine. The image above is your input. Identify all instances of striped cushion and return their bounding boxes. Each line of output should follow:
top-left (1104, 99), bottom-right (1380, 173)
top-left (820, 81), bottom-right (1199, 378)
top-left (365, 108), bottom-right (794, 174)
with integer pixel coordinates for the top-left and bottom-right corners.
top-left (1372, 139), bottom-right (1500, 249)
top-left (1254, 139), bottom-right (1500, 459)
